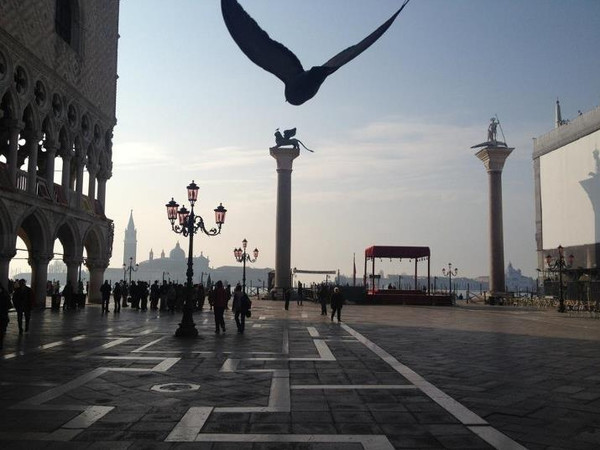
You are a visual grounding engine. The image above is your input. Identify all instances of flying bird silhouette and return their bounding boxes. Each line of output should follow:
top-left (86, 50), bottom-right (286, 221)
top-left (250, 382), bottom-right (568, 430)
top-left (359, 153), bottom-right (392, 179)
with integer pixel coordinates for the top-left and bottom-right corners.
top-left (221, 0), bottom-right (411, 106)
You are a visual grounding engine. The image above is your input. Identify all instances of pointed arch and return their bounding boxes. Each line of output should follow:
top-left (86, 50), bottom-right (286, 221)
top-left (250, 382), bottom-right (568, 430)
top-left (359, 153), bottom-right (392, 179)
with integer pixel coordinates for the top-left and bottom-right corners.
top-left (16, 208), bottom-right (51, 256)
top-left (54, 219), bottom-right (81, 262)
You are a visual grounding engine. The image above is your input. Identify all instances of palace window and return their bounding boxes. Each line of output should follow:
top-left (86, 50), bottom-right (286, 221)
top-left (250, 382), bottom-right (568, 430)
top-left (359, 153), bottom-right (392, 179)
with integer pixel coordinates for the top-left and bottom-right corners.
top-left (55, 0), bottom-right (81, 50)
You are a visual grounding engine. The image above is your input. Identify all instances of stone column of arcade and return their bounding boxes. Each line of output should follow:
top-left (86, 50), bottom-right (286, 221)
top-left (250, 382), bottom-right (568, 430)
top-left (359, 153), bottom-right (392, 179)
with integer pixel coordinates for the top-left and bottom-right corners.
top-left (29, 252), bottom-right (53, 308)
top-left (269, 146), bottom-right (300, 295)
top-left (86, 258), bottom-right (108, 304)
top-left (0, 251), bottom-right (16, 290)
top-left (475, 144), bottom-right (513, 304)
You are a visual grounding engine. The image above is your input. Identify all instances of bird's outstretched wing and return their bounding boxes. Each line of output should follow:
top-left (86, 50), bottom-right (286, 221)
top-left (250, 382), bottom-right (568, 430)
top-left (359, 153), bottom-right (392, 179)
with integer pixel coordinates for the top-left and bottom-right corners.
top-left (221, 0), bottom-right (305, 84)
top-left (321, 0), bottom-right (410, 73)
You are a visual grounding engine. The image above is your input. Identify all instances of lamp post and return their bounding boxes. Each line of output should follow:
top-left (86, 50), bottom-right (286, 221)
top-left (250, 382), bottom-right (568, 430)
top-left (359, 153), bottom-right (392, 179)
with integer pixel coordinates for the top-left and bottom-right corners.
top-left (162, 271), bottom-right (170, 283)
top-left (442, 263), bottom-right (458, 296)
top-left (122, 257), bottom-right (139, 285)
top-left (545, 245), bottom-right (574, 313)
top-left (233, 238), bottom-right (259, 293)
top-left (166, 180), bottom-right (227, 337)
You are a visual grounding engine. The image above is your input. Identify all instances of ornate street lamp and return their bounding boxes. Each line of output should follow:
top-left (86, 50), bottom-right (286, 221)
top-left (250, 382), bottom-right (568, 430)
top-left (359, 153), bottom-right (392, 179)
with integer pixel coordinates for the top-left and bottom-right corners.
top-left (123, 257), bottom-right (139, 285)
top-left (166, 180), bottom-right (226, 337)
top-left (442, 263), bottom-right (458, 296)
top-left (233, 238), bottom-right (259, 293)
top-left (545, 245), bottom-right (574, 313)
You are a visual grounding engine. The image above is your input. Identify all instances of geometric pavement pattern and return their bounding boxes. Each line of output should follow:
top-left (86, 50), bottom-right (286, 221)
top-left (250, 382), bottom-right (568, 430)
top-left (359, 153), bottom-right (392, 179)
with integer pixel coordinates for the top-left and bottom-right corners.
top-left (1, 300), bottom-right (599, 449)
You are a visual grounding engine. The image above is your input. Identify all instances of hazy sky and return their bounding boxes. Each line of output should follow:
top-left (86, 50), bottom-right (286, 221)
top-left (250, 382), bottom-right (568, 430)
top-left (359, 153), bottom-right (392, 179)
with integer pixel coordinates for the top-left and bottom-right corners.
top-left (103, 0), bottom-right (600, 281)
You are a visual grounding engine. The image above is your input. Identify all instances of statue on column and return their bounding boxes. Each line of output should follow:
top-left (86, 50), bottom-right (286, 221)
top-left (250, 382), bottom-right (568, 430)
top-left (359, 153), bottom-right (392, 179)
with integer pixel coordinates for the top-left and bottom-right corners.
top-left (471, 117), bottom-right (507, 148)
top-left (273, 128), bottom-right (314, 152)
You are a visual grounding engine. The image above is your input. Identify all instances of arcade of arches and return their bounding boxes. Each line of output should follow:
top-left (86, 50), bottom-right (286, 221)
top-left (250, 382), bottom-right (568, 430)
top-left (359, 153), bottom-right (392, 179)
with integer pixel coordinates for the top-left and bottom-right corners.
top-left (0, 44), bottom-right (115, 305)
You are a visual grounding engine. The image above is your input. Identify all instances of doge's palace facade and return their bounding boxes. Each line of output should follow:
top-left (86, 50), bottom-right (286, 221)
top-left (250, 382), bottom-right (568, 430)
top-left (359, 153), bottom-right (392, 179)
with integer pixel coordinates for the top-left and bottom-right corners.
top-left (0, 0), bottom-right (119, 304)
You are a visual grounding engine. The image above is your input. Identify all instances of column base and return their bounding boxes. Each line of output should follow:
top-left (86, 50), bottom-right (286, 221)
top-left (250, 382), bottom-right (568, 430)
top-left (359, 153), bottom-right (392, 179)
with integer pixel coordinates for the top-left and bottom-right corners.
top-left (174, 307), bottom-right (199, 338)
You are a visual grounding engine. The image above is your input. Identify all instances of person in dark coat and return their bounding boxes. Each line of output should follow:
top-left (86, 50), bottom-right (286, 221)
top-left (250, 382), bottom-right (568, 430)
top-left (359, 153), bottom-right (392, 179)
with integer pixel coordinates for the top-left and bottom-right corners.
top-left (195, 283), bottom-right (205, 310)
top-left (212, 280), bottom-right (227, 334)
top-left (0, 284), bottom-right (11, 348)
top-left (100, 280), bottom-right (111, 312)
top-left (113, 282), bottom-right (122, 313)
top-left (62, 280), bottom-right (73, 310)
top-left (318, 284), bottom-right (328, 316)
top-left (150, 280), bottom-right (160, 310)
top-left (13, 279), bottom-right (34, 334)
top-left (330, 286), bottom-right (345, 323)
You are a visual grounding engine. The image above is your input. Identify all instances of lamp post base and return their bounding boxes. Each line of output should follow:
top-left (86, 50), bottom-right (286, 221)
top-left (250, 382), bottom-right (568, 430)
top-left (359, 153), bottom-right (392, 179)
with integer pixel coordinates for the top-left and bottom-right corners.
top-left (174, 307), bottom-right (198, 338)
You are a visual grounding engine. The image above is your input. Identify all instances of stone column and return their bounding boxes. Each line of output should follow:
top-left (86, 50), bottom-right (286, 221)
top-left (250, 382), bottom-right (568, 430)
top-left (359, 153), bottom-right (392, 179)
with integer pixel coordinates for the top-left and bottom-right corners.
top-left (63, 257), bottom-right (81, 288)
top-left (87, 163), bottom-right (98, 202)
top-left (270, 146), bottom-right (300, 293)
top-left (86, 258), bottom-right (108, 304)
top-left (44, 140), bottom-right (58, 200)
top-left (25, 131), bottom-right (41, 195)
top-left (0, 251), bottom-right (16, 290)
top-left (5, 120), bottom-right (23, 186)
top-left (96, 177), bottom-right (107, 214)
top-left (61, 152), bottom-right (72, 199)
top-left (74, 153), bottom-right (85, 209)
top-left (28, 252), bottom-right (53, 309)
top-left (475, 145), bottom-right (513, 303)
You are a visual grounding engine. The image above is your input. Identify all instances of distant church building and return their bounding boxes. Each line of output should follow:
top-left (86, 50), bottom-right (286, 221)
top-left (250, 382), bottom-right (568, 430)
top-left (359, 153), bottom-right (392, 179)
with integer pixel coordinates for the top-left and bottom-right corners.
top-left (0, 1), bottom-right (120, 303)
top-left (123, 210), bottom-right (137, 265)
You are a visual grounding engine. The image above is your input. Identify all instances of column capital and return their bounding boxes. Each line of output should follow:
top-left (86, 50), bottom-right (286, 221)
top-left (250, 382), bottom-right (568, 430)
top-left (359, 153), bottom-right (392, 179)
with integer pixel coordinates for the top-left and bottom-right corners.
top-left (0, 250), bottom-right (17, 261)
top-left (1, 119), bottom-right (24, 132)
top-left (270, 147), bottom-right (300, 171)
top-left (86, 258), bottom-right (109, 271)
top-left (28, 252), bottom-right (53, 265)
top-left (475, 146), bottom-right (514, 173)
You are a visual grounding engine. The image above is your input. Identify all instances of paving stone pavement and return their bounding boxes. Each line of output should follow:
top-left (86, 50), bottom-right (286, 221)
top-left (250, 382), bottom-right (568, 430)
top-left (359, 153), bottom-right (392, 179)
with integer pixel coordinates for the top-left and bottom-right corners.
top-left (0, 299), bottom-right (599, 449)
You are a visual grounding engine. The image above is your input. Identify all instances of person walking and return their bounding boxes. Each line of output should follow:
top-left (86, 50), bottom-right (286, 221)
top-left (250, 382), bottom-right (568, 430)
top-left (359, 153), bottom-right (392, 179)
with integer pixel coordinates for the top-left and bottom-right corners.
top-left (100, 280), bottom-right (111, 312)
top-left (121, 282), bottom-right (129, 308)
top-left (231, 283), bottom-right (246, 333)
top-left (12, 279), bottom-right (33, 334)
top-left (297, 281), bottom-right (303, 306)
top-left (113, 282), bottom-right (122, 313)
top-left (196, 283), bottom-right (205, 310)
top-left (330, 286), bottom-right (344, 323)
top-left (62, 280), bottom-right (73, 310)
top-left (150, 280), bottom-right (160, 310)
top-left (318, 284), bottom-right (328, 316)
top-left (0, 284), bottom-right (11, 348)
top-left (212, 280), bottom-right (227, 334)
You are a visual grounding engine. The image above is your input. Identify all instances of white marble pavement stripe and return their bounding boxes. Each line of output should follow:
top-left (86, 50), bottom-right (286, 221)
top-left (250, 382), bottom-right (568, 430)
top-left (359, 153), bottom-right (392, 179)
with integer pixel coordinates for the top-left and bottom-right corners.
top-left (307, 326), bottom-right (319, 337)
top-left (282, 326), bottom-right (289, 354)
top-left (214, 370), bottom-right (290, 413)
top-left (132, 337), bottom-right (166, 352)
top-left (165, 406), bottom-right (213, 442)
top-left (313, 339), bottom-right (335, 360)
top-left (291, 384), bottom-right (417, 390)
top-left (62, 406), bottom-right (114, 429)
top-left (468, 425), bottom-right (528, 450)
top-left (341, 323), bottom-right (526, 450)
top-left (1, 335), bottom-right (87, 360)
top-left (73, 337), bottom-right (132, 358)
top-left (193, 433), bottom-right (394, 449)
top-left (14, 368), bottom-right (108, 406)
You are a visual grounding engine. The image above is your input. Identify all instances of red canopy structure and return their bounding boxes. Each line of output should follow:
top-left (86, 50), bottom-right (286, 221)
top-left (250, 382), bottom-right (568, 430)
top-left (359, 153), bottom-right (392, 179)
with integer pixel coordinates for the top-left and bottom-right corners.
top-left (364, 246), bottom-right (431, 294)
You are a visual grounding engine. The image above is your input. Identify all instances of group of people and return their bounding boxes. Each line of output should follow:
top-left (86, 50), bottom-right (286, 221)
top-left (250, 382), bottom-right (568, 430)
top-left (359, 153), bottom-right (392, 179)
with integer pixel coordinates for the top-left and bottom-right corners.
top-left (284, 283), bottom-right (346, 322)
top-left (0, 278), bottom-right (347, 348)
top-left (98, 279), bottom-right (252, 334)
